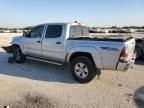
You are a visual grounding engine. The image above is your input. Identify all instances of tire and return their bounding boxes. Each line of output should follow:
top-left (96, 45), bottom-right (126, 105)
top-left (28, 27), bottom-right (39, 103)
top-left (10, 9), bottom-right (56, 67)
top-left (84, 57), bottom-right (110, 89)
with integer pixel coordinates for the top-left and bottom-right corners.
top-left (13, 47), bottom-right (26, 63)
top-left (142, 55), bottom-right (144, 59)
top-left (135, 47), bottom-right (143, 59)
top-left (70, 56), bottom-right (98, 83)
top-left (8, 57), bottom-right (15, 63)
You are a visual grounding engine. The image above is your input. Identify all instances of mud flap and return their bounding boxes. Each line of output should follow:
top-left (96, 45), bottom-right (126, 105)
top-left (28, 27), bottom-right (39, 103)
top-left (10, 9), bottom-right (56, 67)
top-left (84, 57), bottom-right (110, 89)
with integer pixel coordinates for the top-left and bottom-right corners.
top-left (2, 46), bottom-right (15, 54)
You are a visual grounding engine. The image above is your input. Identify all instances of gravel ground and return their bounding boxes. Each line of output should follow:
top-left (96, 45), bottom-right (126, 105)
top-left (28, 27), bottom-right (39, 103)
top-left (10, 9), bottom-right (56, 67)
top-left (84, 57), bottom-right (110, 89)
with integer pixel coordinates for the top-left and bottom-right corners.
top-left (0, 33), bottom-right (144, 108)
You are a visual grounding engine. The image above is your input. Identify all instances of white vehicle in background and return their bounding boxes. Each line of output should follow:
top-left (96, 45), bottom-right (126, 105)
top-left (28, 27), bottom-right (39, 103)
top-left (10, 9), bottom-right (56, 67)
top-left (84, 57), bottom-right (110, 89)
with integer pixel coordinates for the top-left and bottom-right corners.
top-left (4, 30), bottom-right (11, 33)
top-left (101, 29), bottom-right (109, 33)
top-left (2, 22), bottom-right (136, 83)
top-left (127, 28), bottom-right (135, 33)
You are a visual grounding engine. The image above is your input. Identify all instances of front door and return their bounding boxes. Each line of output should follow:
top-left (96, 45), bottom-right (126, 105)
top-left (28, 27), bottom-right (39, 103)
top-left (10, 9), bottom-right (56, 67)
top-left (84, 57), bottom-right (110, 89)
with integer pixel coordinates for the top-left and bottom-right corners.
top-left (23, 25), bottom-right (45, 57)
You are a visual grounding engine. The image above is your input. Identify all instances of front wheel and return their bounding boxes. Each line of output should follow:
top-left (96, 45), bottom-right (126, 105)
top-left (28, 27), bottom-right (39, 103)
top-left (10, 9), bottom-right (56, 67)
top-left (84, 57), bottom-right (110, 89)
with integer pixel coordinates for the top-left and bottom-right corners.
top-left (70, 56), bottom-right (99, 83)
top-left (13, 47), bottom-right (26, 63)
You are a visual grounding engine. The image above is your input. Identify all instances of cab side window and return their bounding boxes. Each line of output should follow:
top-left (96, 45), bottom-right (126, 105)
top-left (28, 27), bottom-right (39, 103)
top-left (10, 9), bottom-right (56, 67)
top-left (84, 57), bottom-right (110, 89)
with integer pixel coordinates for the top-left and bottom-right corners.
top-left (70, 26), bottom-right (82, 37)
top-left (29, 26), bottom-right (44, 38)
top-left (45, 25), bottom-right (62, 38)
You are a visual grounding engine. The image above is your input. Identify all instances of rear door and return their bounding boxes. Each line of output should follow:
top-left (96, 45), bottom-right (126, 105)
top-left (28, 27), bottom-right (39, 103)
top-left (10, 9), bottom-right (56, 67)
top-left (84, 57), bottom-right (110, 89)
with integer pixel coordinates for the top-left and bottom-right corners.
top-left (42, 24), bottom-right (65, 61)
top-left (23, 25), bottom-right (45, 56)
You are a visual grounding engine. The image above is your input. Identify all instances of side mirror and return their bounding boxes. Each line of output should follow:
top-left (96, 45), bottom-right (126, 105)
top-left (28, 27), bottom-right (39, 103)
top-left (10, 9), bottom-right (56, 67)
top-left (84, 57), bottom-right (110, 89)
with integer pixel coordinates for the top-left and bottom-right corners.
top-left (23, 31), bottom-right (30, 38)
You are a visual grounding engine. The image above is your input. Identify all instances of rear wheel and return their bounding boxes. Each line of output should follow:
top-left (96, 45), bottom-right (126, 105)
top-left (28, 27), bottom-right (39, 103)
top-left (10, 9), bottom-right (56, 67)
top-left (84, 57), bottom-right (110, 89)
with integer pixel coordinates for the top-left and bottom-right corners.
top-left (70, 56), bottom-right (99, 83)
top-left (13, 47), bottom-right (26, 63)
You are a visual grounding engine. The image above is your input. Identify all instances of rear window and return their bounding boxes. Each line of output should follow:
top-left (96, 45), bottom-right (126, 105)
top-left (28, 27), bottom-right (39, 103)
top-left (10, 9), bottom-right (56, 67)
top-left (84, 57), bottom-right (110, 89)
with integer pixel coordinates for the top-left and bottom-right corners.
top-left (70, 25), bottom-right (89, 38)
top-left (45, 25), bottom-right (62, 38)
top-left (70, 26), bottom-right (82, 37)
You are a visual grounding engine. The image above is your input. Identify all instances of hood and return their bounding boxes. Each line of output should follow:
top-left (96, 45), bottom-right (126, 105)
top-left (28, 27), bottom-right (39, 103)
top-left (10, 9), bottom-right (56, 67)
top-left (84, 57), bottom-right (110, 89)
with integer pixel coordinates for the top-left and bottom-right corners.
top-left (10, 36), bottom-right (23, 44)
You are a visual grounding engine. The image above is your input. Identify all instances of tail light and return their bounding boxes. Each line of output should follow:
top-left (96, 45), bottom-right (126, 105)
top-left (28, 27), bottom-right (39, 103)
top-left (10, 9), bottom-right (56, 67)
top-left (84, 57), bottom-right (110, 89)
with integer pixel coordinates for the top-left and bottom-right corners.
top-left (119, 47), bottom-right (128, 61)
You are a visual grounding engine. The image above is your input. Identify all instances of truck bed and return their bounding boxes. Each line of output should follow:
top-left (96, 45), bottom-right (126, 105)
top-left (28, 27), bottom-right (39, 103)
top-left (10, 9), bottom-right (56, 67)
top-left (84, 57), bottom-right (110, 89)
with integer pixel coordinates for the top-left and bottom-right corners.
top-left (69, 34), bottom-right (133, 42)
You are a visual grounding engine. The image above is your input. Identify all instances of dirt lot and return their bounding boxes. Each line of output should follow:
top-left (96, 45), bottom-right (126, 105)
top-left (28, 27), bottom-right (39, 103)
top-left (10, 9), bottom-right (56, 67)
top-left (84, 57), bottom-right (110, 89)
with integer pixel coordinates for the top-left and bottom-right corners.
top-left (0, 33), bottom-right (144, 108)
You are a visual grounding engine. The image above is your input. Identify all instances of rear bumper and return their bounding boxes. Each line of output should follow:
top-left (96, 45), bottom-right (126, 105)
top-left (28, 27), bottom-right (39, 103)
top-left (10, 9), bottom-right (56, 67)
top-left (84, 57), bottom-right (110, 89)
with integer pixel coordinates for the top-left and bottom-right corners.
top-left (117, 53), bottom-right (136, 71)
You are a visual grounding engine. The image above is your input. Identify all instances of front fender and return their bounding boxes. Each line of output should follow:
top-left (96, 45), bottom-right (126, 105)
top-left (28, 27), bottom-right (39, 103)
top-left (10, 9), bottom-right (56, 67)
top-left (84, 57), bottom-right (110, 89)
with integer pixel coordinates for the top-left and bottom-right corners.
top-left (67, 46), bottom-right (103, 69)
top-left (10, 36), bottom-right (25, 54)
top-left (11, 36), bottom-right (22, 45)
top-left (2, 45), bottom-right (15, 53)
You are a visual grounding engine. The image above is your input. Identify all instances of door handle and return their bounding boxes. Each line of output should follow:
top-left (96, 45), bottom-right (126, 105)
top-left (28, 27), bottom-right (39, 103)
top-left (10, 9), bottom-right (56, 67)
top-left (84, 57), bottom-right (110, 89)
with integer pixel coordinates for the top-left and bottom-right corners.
top-left (56, 42), bottom-right (61, 45)
top-left (37, 40), bottom-right (41, 43)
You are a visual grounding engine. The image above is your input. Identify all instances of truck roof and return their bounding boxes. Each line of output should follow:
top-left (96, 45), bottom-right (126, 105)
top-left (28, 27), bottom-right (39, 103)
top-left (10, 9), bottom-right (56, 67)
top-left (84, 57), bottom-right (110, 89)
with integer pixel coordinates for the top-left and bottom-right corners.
top-left (38, 22), bottom-right (86, 26)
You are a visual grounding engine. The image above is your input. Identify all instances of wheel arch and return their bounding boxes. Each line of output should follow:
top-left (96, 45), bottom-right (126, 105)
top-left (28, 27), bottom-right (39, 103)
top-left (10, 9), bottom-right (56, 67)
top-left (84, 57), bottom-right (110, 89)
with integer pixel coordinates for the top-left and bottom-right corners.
top-left (12, 44), bottom-right (20, 48)
top-left (69, 52), bottom-right (94, 64)
top-left (67, 47), bottom-right (103, 69)
top-left (11, 43), bottom-right (25, 54)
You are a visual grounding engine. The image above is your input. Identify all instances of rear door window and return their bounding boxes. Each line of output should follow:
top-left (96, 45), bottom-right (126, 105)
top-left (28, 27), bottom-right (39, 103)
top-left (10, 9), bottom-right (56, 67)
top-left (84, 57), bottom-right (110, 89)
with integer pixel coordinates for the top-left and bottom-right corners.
top-left (45, 25), bottom-right (62, 38)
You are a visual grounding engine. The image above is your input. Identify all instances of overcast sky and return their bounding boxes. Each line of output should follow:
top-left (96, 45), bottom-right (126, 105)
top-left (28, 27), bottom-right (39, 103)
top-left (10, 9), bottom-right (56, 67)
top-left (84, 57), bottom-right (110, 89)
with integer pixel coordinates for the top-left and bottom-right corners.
top-left (0, 0), bottom-right (144, 27)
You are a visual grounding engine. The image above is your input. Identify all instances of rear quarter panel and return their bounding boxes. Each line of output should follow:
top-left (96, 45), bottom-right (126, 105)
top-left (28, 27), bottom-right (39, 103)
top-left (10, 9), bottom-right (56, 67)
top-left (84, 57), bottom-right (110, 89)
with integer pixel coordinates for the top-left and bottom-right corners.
top-left (67, 40), bottom-right (124, 70)
top-left (66, 46), bottom-right (103, 69)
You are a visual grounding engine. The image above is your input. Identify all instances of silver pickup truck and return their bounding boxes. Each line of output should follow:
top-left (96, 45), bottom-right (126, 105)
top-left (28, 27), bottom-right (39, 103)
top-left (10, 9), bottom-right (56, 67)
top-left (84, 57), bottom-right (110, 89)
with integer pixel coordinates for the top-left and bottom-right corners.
top-left (2, 22), bottom-right (136, 83)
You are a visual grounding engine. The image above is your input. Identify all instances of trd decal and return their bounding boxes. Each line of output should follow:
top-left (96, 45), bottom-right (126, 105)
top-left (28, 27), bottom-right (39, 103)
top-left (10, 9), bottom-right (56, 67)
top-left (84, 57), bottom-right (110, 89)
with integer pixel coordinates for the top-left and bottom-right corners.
top-left (100, 47), bottom-right (119, 51)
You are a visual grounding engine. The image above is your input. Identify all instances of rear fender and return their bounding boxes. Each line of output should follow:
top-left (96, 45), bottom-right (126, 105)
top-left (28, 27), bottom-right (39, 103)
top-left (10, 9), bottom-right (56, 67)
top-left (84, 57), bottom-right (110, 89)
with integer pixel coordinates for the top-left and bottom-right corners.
top-left (67, 47), bottom-right (103, 69)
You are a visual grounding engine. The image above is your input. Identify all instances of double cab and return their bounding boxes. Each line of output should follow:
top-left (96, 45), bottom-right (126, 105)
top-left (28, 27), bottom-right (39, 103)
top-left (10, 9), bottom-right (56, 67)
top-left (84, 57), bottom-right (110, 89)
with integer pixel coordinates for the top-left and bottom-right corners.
top-left (3, 22), bottom-right (136, 83)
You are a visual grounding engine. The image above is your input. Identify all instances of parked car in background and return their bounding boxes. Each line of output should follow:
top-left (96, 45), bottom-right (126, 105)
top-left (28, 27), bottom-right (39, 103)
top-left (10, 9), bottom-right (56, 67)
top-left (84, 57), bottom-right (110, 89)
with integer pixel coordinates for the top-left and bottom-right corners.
top-left (135, 38), bottom-right (144, 59)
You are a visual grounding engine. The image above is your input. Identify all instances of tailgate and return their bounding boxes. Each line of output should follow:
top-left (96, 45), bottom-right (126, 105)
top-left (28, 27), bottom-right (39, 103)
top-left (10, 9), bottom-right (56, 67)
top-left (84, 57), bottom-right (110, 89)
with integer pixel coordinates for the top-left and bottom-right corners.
top-left (125, 37), bottom-right (136, 59)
